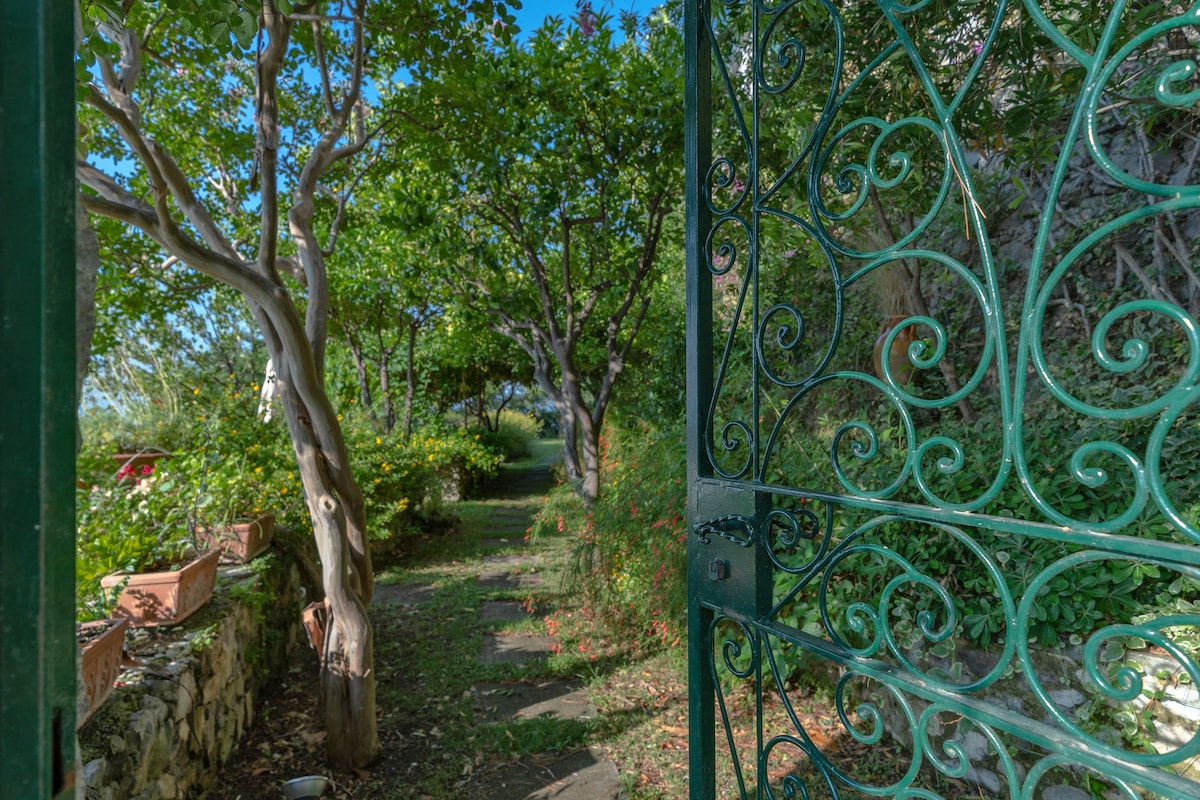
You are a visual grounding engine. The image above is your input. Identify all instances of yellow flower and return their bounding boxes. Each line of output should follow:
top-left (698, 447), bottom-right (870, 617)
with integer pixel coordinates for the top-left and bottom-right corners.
top-left (254, 466), bottom-right (263, 474)
top-left (193, 388), bottom-right (201, 395)
top-left (337, 413), bottom-right (343, 421)
top-left (281, 487), bottom-right (288, 494)
top-left (376, 437), bottom-right (382, 445)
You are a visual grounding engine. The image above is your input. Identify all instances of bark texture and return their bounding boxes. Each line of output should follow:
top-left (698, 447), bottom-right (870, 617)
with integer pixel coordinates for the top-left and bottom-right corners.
top-left (77, 0), bottom-right (380, 767)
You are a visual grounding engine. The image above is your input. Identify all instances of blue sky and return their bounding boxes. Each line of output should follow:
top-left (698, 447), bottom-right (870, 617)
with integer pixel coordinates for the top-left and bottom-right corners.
top-left (513, 0), bottom-right (649, 33)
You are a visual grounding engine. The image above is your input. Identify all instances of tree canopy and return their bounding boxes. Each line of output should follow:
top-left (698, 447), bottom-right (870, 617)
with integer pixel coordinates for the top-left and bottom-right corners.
top-left (393, 8), bottom-right (685, 503)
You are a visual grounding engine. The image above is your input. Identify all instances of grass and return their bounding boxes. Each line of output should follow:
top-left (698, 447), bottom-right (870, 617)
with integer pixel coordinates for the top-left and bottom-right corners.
top-left (363, 452), bottom-right (968, 799)
top-left (346, 441), bottom-right (610, 796)
top-left (206, 440), bottom-right (980, 799)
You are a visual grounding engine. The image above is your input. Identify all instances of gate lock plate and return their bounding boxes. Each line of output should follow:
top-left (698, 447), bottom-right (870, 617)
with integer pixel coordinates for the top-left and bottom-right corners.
top-left (690, 482), bottom-right (771, 619)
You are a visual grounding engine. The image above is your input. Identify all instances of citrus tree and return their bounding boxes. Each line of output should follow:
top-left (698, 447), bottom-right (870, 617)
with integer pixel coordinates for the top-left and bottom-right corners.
top-left (74, 0), bottom-right (516, 768)
top-left (398, 8), bottom-right (685, 504)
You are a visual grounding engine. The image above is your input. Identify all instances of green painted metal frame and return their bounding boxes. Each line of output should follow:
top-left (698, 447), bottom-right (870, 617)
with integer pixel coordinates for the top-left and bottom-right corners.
top-left (1, 3), bottom-right (79, 797)
top-left (687, 1), bottom-right (1200, 798)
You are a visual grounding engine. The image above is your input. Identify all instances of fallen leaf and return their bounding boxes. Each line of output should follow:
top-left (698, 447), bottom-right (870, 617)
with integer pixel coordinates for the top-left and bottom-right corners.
top-left (353, 768), bottom-right (371, 779)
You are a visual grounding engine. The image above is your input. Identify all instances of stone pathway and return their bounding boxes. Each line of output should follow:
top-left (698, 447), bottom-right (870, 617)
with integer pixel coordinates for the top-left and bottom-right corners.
top-left (378, 455), bottom-right (624, 799)
top-left (469, 461), bottom-right (624, 800)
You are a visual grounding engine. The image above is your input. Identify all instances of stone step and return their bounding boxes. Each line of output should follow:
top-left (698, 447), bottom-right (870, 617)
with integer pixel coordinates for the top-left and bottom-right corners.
top-left (476, 553), bottom-right (543, 591)
top-left (478, 466), bottom-right (556, 499)
top-left (468, 747), bottom-right (623, 800)
top-left (479, 632), bottom-right (555, 666)
top-left (472, 681), bottom-right (596, 724)
top-left (480, 600), bottom-right (530, 624)
top-left (481, 536), bottom-right (529, 550)
top-left (372, 582), bottom-right (436, 605)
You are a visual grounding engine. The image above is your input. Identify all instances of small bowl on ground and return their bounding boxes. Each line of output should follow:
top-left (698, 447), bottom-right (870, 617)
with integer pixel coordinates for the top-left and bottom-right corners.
top-left (281, 775), bottom-right (329, 799)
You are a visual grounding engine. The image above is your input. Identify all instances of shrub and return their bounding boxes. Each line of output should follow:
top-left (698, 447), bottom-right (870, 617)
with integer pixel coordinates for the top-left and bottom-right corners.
top-left (342, 418), bottom-right (504, 542)
top-left (533, 422), bottom-right (687, 660)
top-left (475, 410), bottom-right (544, 460)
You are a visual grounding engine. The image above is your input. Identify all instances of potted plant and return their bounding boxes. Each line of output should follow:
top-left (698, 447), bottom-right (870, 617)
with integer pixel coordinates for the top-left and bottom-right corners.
top-left (77, 459), bottom-right (219, 627)
top-left (112, 445), bottom-right (173, 480)
top-left (189, 454), bottom-right (275, 563)
top-left (76, 616), bottom-right (128, 728)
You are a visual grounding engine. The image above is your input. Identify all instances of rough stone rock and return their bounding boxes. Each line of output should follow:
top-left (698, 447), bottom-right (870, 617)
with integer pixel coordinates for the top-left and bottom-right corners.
top-left (964, 766), bottom-right (1001, 795)
top-left (174, 672), bottom-right (196, 722)
top-left (1047, 689), bottom-right (1085, 710)
top-left (1042, 786), bottom-right (1089, 800)
top-left (77, 561), bottom-right (303, 800)
top-left (84, 757), bottom-right (108, 787)
top-left (959, 730), bottom-right (989, 761)
top-left (156, 773), bottom-right (177, 798)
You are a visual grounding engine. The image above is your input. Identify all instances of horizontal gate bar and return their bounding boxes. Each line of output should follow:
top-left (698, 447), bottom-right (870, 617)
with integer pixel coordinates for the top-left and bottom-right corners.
top-left (694, 477), bottom-right (1200, 570)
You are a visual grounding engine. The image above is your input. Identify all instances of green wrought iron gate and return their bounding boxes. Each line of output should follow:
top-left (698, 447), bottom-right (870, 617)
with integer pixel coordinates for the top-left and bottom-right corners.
top-left (685, 1), bottom-right (1200, 798)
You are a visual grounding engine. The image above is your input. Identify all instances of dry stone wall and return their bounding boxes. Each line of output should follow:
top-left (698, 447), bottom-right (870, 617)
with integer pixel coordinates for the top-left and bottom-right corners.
top-left (80, 555), bottom-right (305, 800)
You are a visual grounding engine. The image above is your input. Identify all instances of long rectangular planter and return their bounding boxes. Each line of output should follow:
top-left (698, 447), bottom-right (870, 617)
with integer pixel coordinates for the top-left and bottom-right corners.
top-left (77, 617), bottom-right (129, 729)
top-left (101, 550), bottom-right (220, 627)
top-left (195, 513), bottom-right (275, 564)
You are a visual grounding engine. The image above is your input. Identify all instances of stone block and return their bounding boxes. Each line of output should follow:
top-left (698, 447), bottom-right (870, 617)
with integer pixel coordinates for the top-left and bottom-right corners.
top-left (84, 757), bottom-right (108, 787)
top-left (81, 556), bottom-right (303, 800)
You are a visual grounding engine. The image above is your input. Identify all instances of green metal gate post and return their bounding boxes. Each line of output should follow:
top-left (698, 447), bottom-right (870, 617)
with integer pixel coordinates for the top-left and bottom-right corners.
top-left (686, 0), bottom-right (714, 795)
top-left (0, 3), bottom-right (79, 797)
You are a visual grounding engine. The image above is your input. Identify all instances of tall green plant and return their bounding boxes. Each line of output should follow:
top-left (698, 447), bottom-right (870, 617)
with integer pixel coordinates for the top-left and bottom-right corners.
top-left (534, 423), bottom-right (688, 657)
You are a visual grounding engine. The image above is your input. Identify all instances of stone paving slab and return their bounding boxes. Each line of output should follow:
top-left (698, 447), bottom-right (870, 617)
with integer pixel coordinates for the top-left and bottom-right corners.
top-left (477, 553), bottom-right (542, 590)
top-left (476, 571), bottom-right (543, 591)
top-left (480, 632), bottom-right (555, 665)
top-left (477, 572), bottom-right (522, 591)
top-left (480, 600), bottom-right (530, 624)
top-left (473, 681), bottom-right (596, 723)
top-left (482, 553), bottom-right (535, 570)
top-left (372, 583), bottom-right (435, 605)
top-left (469, 747), bottom-right (623, 800)
top-left (480, 536), bottom-right (527, 549)
top-left (491, 506), bottom-right (533, 520)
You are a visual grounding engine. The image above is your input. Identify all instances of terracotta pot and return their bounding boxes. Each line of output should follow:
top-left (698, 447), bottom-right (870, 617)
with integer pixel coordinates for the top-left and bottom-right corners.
top-left (195, 513), bottom-right (275, 564)
top-left (77, 617), bottom-right (128, 729)
top-left (301, 600), bottom-right (329, 666)
top-left (100, 550), bottom-right (220, 627)
top-left (872, 315), bottom-right (918, 387)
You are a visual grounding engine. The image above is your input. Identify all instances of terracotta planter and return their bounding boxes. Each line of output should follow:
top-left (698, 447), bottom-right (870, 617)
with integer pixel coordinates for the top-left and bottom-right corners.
top-left (77, 617), bottom-right (128, 729)
top-left (872, 315), bottom-right (918, 387)
top-left (101, 550), bottom-right (220, 627)
top-left (196, 513), bottom-right (275, 564)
